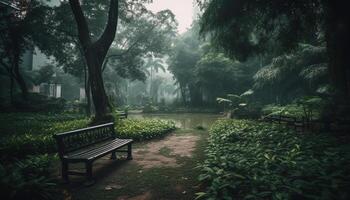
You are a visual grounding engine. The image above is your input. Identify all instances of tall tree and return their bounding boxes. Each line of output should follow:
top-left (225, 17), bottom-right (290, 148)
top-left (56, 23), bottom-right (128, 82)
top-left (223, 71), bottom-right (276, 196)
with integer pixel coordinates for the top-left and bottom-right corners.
top-left (27, 0), bottom-right (175, 117)
top-left (0, 0), bottom-right (31, 102)
top-left (69, 0), bottom-right (118, 121)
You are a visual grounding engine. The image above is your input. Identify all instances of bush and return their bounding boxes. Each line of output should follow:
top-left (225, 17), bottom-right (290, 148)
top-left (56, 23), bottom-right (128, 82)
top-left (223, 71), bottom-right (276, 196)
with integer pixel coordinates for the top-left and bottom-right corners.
top-left (0, 154), bottom-right (58, 200)
top-left (116, 119), bottom-right (176, 141)
top-left (197, 119), bottom-right (350, 200)
top-left (0, 113), bottom-right (86, 137)
top-left (0, 113), bottom-right (176, 159)
top-left (0, 115), bottom-right (88, 159)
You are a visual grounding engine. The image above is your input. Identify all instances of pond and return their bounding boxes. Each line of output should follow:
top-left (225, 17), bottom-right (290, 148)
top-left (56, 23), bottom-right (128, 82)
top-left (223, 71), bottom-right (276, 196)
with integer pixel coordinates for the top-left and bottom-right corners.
top-left (128, 113), bottom-right (222, 129)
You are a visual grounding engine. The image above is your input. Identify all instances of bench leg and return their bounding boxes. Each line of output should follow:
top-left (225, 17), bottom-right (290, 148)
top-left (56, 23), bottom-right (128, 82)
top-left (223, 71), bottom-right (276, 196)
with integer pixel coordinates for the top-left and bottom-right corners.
top-left (127, 143), bottom-right (133, 160)
top-left (62, 161), bottom-right (69, 182)
top-left (86, 161), bottom-right (93, 180)
top-left (111, 151), bottom-right (117, 160)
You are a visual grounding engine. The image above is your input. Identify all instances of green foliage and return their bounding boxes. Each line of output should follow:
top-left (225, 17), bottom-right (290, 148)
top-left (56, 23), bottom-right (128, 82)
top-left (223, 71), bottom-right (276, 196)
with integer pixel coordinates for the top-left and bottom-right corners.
top-left (253, 44), bottom-right (328, 103)
top-left (296, 96), bottom-right (327, 121)
top-left (262, 104), bottom-right (305, 118)
top-left (32, 65), bottom-right (55, 85)
top-left (0, 113), bottom-right (88, 159)
top-left (0, 113), bottom-right (176, 159)
top-left (262, 96), bottom-right (326, 120)
top-left (198, 0), bottom-right (323, 60)
top-left (198, 120), bottom-right (350, 199)
top-left (195, 53), bottom-right (252, 102)
top-left (0, 154), bottom-right (58, 200)
top-left (169, 24), bottom-right (257, 105)
top-left (116, 119), bottom-right (176, 141)
top-left (217, 90), bottom-right (261, 118)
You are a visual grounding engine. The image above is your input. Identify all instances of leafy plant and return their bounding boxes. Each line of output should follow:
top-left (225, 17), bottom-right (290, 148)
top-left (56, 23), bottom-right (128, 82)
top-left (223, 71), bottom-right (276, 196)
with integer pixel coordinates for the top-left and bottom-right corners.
top-left (115, 119), bottom-right (176, 141)
top-left (217, 90), bottom-right (261, 118)
top-left (0, 155), bottom-right (58, 200)
top-left (197, 119), bottom-right (350, 200)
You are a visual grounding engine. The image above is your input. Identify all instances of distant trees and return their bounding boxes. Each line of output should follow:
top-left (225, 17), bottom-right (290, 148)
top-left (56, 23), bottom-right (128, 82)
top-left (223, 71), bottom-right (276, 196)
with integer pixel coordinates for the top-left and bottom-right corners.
top-left (197, 0), bottom-right (350, 99)
top-left (168, 28), bottom-right (201, 105)
top-left (0, 0), bottom-right (32, 102)
top-left (168, 25), bottom-right (255, 106)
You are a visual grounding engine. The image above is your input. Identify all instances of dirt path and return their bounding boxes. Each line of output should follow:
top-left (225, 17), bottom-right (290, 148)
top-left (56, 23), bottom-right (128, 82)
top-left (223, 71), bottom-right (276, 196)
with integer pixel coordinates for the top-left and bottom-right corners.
top-left (65, 129), bottom-right (208, 200)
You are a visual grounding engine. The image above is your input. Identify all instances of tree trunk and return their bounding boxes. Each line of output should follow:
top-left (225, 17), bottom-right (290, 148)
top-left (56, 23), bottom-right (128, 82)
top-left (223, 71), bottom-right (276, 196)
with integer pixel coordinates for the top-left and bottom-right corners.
top-left (86, 48), bottom-right (110, 120)
top-left (189, 84), bottom-right (202, 106)
top-left (10, 75), bottom-right (14, 105)
top-left (69, 0), bottom-right (119, 122)
top-left (325, 0), bottom-right (350, 99)
top-left (11, 27), bottom-right (28, 100)
top-left (85, 67), bottom-right (91, 117)
top-left (13, 53), bottom-right (28, 100)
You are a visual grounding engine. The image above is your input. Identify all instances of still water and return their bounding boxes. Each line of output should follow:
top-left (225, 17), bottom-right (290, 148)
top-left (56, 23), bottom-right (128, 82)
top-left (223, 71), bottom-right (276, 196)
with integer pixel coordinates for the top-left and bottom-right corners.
top-left (128, 113), bottom-right (222, 129)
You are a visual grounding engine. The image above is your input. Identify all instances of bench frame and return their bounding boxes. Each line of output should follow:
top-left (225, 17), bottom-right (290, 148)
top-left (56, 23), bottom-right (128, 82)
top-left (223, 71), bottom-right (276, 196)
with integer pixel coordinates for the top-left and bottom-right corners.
top-left (263, 114), bottom-right (305, 131)
top-left (53, 122), bottom-right (133, 182)
top-left (115, 111), bottom-right (128, 119)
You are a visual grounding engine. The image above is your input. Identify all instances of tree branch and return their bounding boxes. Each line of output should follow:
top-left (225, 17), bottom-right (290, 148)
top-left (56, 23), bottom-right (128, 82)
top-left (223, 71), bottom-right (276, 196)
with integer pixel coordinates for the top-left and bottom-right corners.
top-left (69, 0), bottom-right (91, 49)
top-left (95, 0), bottom-right (119, 56)
top-left (102, 15), bottom-right (170, 72)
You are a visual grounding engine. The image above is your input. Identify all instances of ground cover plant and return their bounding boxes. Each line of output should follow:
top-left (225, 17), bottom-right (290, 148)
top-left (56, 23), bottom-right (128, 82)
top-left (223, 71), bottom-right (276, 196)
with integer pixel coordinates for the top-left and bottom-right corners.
top-left (116, 119), bottom-right (176, 141)
top-left (0, 113), bottom-right (175, 159)
top-left (0, 112), bottom-right (176, 199)
top-left (0, 154), bottom-right (58, 200)
top-left (197, 119), bottom-right (350, 200)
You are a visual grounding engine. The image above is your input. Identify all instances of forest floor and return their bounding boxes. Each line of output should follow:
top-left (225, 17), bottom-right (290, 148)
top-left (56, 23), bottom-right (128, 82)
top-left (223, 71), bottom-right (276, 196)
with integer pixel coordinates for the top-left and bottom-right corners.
top-left (62, 128), bottom-right (208, 200)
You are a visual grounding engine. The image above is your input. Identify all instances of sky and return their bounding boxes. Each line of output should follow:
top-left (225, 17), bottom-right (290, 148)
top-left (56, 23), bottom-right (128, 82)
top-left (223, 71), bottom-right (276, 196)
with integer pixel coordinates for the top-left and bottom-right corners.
top-left (146, 0), bottom-right (197, 34)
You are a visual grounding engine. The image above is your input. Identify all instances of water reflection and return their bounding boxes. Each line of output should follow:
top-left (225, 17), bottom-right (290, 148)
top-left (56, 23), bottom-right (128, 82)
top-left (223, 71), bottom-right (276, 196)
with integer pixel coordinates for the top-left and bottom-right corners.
top-left (128, 113), bottom-right (222, 129)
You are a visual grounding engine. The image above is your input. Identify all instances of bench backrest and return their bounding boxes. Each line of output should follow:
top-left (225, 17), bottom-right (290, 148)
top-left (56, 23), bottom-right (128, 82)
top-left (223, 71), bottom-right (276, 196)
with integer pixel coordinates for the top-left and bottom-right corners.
top-left (53, 122), bottom-right (116, 158)
top-left (116, 111), bottom-right (128, 119)
top-left (280, 115), bottom-right (296, 121)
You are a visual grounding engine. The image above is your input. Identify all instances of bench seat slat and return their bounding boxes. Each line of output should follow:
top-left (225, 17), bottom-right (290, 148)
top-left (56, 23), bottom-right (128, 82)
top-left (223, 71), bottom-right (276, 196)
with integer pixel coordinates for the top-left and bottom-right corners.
top-left (66, 139), bottom-right (129, 158)
top-left (64, 138), bottom-right (132, 161)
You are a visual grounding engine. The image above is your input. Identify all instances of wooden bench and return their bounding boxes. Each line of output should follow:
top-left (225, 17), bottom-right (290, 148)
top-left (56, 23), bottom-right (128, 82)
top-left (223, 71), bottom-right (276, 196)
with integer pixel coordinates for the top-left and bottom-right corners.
top-left (53, 122), bottom-right (133, 182)
top-left (116, 111), bottom-right (128, 119)
top-left (263, 114), bottom-right (296, 124)
top-left (263, 114), bottom-right (305, 131)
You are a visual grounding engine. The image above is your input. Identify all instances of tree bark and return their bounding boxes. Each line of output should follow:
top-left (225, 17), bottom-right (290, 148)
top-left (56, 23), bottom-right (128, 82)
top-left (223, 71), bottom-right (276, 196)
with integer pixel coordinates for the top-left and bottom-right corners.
top-left (325, 0), bottom-right (350, 99)
top-left (69, 0), bottom-right (119, 121)
top-left (7, 24), bottom-right (28, 101)
top-left (12, 38), bottom-right (28, 101)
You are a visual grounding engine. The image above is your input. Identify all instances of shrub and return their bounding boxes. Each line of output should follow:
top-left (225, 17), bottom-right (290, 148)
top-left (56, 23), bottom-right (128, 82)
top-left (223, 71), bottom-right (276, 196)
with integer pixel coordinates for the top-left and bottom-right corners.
top-left (0, 113), bottom-right (176, 159)
top-left (197, 119), bottom-right (350, 200)
top-left (0, 117), bottom-right (88, 159)
top-left (0, 154), bottom-right (58, 200)
top-left (116, 119), bottom-right (176, 141)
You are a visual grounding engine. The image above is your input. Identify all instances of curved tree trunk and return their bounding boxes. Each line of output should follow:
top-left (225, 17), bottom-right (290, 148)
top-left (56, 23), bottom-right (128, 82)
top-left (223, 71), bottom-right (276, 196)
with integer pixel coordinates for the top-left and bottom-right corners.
top-left (86, 48), bottom-right (110, 120)
top-left (69, 0), bottom-right (119, 122)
